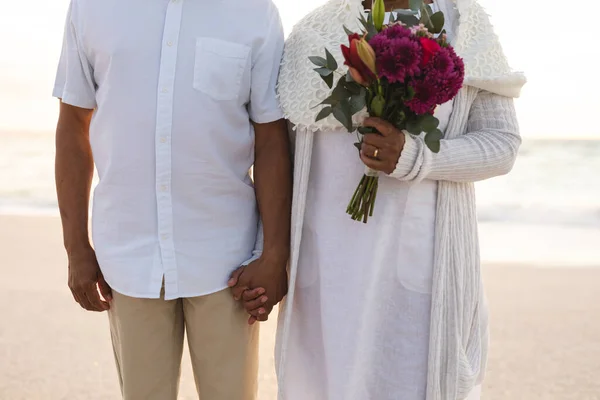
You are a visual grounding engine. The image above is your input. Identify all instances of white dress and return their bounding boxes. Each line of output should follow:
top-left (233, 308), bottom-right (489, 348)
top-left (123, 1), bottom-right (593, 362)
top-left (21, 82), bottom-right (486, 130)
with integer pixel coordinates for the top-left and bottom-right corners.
top-left (282, 101), bottom-right (470, 400)
top-left (275, 1), bottom-right (525, 398)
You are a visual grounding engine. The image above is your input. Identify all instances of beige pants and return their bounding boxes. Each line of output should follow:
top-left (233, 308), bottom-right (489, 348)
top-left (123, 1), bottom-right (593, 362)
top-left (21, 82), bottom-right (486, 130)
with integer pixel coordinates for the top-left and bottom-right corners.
top-left (108, 288), bottom-right (258, 400)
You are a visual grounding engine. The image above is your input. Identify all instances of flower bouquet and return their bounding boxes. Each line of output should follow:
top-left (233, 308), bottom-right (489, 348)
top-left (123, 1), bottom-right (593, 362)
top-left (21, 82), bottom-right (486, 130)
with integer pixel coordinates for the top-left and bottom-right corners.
top-left (310, 0), bottom-right (464, 223)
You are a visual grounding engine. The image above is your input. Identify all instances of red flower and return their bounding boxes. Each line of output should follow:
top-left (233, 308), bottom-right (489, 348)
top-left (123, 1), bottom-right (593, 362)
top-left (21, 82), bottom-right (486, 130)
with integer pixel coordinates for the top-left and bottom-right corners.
top-left (419, 37), bottom-right (441, 67)
top-left (341, 34), bottom-right (376, 84)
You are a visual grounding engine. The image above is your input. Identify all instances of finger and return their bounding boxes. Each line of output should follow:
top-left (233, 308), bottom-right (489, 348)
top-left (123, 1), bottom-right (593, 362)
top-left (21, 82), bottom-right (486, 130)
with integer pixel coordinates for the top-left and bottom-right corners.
top-left (85, 285), bottom-right (109, 312)
top-left (361, 143), bottom-right (381, 160)
top-left (74, 288), bottom-right (93, 311)
top-left (248, 315), bottom-right (258, 325)
top-left (242, 287), bottom-right (266, 301)
top-left (231, 282), bottom-right (250, 302)
top-left (244, 296), bottom-right (269, 313)
top-left (228, 266), bottom-right (245, 288)
top-left (360, 152), bottom-right (386, 172)
top-left (98, 273), bottom-right (113, 302)
top-left (362, 133), bottom-right (387, 148)
top-left (363, 117), bottom-right (395, 137)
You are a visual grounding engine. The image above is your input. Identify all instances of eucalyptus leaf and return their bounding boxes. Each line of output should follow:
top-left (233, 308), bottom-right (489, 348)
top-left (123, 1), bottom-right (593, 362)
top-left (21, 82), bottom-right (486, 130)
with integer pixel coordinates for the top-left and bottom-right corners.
top-left (405, 119), bottom-right (422, 135)
top-left (358, 126), bottom-right (377, 135)
top-left (325, 48), bottom-right (338, 71)
top-left (425, 129), bottom-right (443, 153)
top-left (320, 73), bottom-right (334, 89)
top-left (395, 13), bottom-right (419, 27)
top-left (344, 81), bottom-right (363, 95)
top-left (309, 56), bottom-right (327, 67)
top-left (409, 0), bottom-right (423, 12)
top-left (333, 100), bottom-right (354, 132)
top-left (316, 106), bottom-right (333, 122)
top-left (420, 114), bottom-right (440, 133)
top-left (429, 11), bottom-right (445, 34)
top-left (320, 94), bottom-right (338, 106)
top-left (349, 91), bottom-right (367, 114)
top-left (314, 67), bottom-right (333, 76)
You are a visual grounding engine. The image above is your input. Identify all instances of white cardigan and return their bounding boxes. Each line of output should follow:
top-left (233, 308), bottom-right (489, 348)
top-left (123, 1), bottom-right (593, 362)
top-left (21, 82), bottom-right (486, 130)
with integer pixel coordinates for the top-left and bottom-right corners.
top-left (273, 0), bottom-right (527, 399)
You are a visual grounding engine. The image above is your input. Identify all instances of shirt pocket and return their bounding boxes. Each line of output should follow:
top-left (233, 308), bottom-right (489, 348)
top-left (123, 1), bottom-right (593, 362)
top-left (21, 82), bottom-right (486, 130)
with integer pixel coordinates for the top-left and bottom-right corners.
top-left (193, 37), bottom-right (250, 101)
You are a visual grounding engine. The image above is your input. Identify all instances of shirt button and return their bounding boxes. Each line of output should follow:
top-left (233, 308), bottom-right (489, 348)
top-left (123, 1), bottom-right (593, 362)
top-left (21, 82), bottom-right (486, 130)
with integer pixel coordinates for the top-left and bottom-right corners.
top-left (161, 234), bottom-right (168, 240)
top-left (160, 185), bottom-right (168, 192)
top-left (160, 137), bottom-right (167, 143)
top-left (161, 88), bottom-right (168, 93)
top-left (167, 41), bottom-right (173, 47)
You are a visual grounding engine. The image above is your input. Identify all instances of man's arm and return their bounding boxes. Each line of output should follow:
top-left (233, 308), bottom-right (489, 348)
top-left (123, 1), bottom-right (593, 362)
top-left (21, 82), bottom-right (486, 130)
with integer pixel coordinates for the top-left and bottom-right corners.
top-left (253, 118), bottom-right (292, 266)
top-left (229, 119), bottom-right (292, 323)
top-left (56, 102), bottom-right (111, 311)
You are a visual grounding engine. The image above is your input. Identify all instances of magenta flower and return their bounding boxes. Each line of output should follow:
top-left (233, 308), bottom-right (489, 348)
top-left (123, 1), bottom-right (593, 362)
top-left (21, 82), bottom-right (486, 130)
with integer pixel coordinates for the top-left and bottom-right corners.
top-left (371, 33), bottom-right (422, 83)
top-left (406, 80), bottom-right (438, 115)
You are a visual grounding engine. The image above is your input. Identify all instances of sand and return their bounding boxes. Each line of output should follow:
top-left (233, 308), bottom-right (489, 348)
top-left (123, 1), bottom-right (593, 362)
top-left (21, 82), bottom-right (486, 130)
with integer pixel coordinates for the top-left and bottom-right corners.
top-left (0, 215), bottom-right (599, 400)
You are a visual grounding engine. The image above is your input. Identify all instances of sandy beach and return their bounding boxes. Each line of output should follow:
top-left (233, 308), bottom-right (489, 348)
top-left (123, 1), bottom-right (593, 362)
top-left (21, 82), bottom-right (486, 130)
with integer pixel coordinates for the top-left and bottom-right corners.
top-left (1, 215), bottom-right (599, 400)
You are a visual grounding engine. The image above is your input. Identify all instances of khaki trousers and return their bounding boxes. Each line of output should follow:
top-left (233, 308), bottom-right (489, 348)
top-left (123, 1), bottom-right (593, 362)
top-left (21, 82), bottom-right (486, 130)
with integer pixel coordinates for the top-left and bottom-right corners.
top-left (108, 288), bottom-right (258, 400)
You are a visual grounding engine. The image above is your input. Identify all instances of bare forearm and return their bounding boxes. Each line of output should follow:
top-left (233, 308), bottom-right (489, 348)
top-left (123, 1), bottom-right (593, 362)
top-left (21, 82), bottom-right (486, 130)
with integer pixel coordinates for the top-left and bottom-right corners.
top-left (253, 119), bottom-right (292, 264)
top-left (55, 104), bottom-right (94, 256)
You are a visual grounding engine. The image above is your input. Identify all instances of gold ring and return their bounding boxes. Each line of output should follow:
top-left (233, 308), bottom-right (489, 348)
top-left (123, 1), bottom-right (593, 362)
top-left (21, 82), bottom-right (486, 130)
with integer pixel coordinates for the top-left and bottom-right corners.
top-left (373, 148), bottom-right (379, 159)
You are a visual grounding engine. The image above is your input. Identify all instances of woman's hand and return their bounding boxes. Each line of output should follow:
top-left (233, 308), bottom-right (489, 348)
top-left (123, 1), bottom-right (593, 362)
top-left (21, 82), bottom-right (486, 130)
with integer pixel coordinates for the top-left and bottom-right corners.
top-left (359, 117), bottom-right (406, 175)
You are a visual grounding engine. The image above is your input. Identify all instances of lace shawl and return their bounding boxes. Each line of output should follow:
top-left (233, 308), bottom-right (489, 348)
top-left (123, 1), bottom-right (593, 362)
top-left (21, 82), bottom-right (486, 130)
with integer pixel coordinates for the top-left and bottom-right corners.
top-left (277, 0), bottom-right (526, 132)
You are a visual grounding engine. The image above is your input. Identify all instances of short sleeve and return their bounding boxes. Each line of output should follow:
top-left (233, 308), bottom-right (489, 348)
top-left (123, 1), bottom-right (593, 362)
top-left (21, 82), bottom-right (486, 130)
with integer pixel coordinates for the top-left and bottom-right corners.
top-left (53, 2), bottom-right (97, 109)
top-left (247, 5), bottom-right (285, 124)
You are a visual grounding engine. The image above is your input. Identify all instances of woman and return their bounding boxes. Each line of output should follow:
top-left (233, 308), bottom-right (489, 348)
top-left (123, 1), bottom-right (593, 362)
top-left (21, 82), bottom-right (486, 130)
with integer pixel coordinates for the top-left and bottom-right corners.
top-left (272, 0), bottom-right (523, 398)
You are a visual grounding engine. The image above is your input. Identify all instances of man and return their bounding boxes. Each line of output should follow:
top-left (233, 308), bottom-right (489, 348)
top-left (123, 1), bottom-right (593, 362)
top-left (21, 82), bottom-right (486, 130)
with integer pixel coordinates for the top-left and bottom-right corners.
top-left (53, 0), bottom-right (291, 399)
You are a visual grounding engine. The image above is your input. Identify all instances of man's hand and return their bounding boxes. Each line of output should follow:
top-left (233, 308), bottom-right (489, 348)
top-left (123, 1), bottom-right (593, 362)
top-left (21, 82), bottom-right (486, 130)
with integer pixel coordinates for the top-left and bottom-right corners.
top-left (68, 249), bottom-right (112, 312)
top-left (228, 256), bottom-right (288, 325)
top-left (359, 117), bottom-right (406, 175)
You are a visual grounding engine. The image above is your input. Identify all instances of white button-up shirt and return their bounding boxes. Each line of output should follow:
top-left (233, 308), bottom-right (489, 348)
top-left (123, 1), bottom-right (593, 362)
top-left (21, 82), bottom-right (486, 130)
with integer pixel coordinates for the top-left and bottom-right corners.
top-left (53, 0), bottom-right (284, 300)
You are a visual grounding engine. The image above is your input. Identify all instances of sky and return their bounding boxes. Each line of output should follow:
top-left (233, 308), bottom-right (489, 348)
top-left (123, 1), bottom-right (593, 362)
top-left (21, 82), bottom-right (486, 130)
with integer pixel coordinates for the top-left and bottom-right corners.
top-left (0, 0), bottom-right (598, 139)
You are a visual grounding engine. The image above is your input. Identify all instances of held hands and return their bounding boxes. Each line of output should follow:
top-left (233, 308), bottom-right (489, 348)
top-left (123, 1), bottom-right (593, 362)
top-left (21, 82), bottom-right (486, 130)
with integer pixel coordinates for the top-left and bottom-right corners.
top-left (228, 256), bottom-right (288, 325)
top-left (359, 117), bottom-right (406, 175)
top-left (68, 249), bottom-right (112, 312)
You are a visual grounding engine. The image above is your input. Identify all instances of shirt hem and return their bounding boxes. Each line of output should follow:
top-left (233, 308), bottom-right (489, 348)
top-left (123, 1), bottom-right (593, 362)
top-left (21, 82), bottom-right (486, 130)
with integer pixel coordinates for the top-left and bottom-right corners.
top-left (250, 109), bottom-right (285, 125)
top-left (107, 279), bottom-right (231, 301)
top-left (53, 86), bottom-right (96, 109)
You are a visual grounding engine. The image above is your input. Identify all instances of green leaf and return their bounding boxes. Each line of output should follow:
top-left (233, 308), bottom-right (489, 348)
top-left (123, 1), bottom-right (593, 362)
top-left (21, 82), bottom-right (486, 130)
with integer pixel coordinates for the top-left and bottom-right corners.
top-left (325, 48), bottom-right (338, 71)
top-left (371, 95), bottom-right (385, 117)
top-left (320, 73), bottom-right (334, 89)
top-left (316, 106), bottom-right (333, 122)
top-left (346, 70), bottom-right (355, 83)
top-left (420, 114), bottom-right (440, 133)
top-left (319, 95), bottom-right (338, 106)
top-left (395, 13), bottom-right (419, 27)
top-left (358, 126), bottom-right (377, 135)
top-left (359, 14), bottom-right (378, 41)
top-left (333, 100), bottom-right (353, 132)
top-left (405, 119), bottom-right (422, 135)
top-left (429, 11), bottom-right (445, 34)
top-left (314, 67), bottom-right (333, 76)
top-left (425, 129), bottom-right (443, 153)
top-left (409, 0), bottom-right (423, 12)
top-left (343, 80), bottom-right (363, 95)
top-left (349, 91), bottom-right (367, 114)
top-left (343, 25), bottom-right (356, 36)
top-left (309, 56), bottom-right (327, 67)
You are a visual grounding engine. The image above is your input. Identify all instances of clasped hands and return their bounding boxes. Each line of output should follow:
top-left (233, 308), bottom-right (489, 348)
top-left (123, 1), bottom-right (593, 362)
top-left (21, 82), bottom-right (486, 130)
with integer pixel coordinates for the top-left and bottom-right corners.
top-left (228, 118), bottom-right (405, 324)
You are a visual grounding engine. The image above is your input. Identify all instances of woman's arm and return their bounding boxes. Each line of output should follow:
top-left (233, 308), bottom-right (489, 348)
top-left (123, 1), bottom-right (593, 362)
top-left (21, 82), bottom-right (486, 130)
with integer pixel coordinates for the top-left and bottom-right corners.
top-left (391, 90), bottom-right (521, 183)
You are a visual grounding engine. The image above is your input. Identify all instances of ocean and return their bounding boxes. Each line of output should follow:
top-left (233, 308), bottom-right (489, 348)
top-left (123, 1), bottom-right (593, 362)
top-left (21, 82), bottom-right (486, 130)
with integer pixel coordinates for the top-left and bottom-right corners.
top-left (1, 133), bottom-right (599, 266)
